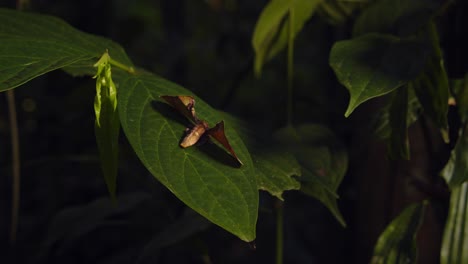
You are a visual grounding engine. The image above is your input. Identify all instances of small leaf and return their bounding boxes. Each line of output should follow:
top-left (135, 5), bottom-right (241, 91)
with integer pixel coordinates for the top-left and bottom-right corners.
top-left (93, 51), bottom-right (120, 201)
top-left (441, 182), bottom-right (468, 264)
top-left (388, 86), bottom-right (410, 159)
top-left (252, 0), bottom-right (321, 76)
top-left (274, 124), bottom-right (348, 226)
top-left (371, 202), bottom-right (427, 264)
top-left (353, 0), bottom-right (443, 37)
top-left (117, 72), bottom-right (258, 242)
top-left (441, 123), bottom-right (468, 188)
top-left (0, 8), bottom-right (133, 91)
top-left (329, 33), bottom-right (430, 117)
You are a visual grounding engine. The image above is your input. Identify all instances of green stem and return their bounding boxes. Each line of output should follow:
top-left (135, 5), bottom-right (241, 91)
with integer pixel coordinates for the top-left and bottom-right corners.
top-left (287, 8), bottom-right (295, 126)
top-left (275, 199), bottom-right (284, 264)
top-left (7, 89), bottom-right (20, 244)
top-left (109, 58), bottom-right (135, 74)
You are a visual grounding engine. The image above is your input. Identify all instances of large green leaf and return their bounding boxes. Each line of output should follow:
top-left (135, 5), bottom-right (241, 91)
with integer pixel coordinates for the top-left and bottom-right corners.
top-left (274, 124), bottom-right (347, 226)
top-left (252, 0), bottom-right (321, 76)
top-left (329, 33), bottom-right (430, 117)
top-left (116, 72), bottom-right (258, 242)
top-left (0, 8), bottom-right (132, 91)
top-left (0, 8), bottom-right (258, 242)
top-left (441, 182), bottom-right (468, 264)
top-left (353, 0), bottom-right (443, 37)
top-left (371, 202), bottom-right (427, 264)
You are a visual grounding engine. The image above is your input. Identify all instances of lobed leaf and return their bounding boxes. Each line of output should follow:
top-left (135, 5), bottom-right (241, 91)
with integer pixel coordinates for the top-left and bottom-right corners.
top-left (371, 202), bottom-right (427, 264)
top-left (329, 33), bottom-right (430, 117)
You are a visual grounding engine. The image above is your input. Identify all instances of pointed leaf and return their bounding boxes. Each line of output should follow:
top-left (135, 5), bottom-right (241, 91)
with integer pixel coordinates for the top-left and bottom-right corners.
top-left (371, 202), bottom-right (427, 264)
top-left (0, 8), bottom-right (133, 91)
top-left (441, 182), bottom-right (468, 264)
top-left (329, 33), bottom-right (430, 117)
top-left (116, 72), bottom-right (258, 242)
top-left (93, 52), bottom-right (120, 201)
top-left (252, 0), bottom-right (321, 75)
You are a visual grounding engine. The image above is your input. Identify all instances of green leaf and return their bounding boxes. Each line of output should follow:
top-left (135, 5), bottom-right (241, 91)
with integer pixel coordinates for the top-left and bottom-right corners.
top-left (371, 202), bottom-right (427, 264)
top-left (0, 8), bottom-right (258, 242)
top-left (252, 0), bottom-right (321, 76)
top-left (0, 8), bottom-right (133, 91)
top-left (116, 72), bottom-right (258, 242)
top-left (254, 148), bottom-right (301, 200)
top-left (441, 123), bottom-right (468, 188)
top-left (329, 33), bottom-right (430, 117)
top-left (412, 22), bottom-right (449, 142)
top-left (274, 124), bottom-right (347, 226)
top-left (353, 0), bottom-right (443, 37)
top-left (373, 85), bottom-right (421, 139)
top-left (218, 114), bottom-right (302, 200)
top-left (441, 182), bottom-right (468, 264)
top-left (93, 52), bottom-right (120, 201)
top-left (388, 86), bottom-right (410, 159)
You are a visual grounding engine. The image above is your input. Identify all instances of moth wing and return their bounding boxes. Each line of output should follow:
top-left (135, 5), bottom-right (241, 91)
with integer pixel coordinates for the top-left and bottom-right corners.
top-left (180, 123), bottom-right (207, 148)
top-left (206, 121), bottom-right (243, 165)
top-left (160, 95), bottom-right (198, 123)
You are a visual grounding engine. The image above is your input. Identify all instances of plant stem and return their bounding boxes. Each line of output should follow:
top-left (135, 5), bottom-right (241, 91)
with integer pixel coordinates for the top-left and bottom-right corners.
top-left (275, 199), bottom-right (284, 264)
top-left (109, 58), bottom-right (135, 74)
top-left (7, 90), bottom-right (20, 244)
top-left (287, 9), bottom-right (295, 126)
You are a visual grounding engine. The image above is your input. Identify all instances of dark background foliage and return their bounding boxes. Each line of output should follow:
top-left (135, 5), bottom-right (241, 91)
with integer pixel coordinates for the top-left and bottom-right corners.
top-left (1, 0), bottom-right (468, 263)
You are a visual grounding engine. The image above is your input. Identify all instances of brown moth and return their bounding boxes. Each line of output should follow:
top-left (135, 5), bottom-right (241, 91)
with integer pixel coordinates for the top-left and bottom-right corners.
top-left (160, 95), bottom-right (243, 166)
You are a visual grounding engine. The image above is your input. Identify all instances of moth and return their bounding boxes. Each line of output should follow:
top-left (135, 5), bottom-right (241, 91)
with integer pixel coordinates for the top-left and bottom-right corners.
top-left (160, 95), bottom-right (243, 166)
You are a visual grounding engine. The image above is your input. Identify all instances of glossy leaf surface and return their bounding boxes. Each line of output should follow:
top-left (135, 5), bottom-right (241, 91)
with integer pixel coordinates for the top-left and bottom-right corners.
top-left (0, 8), bottom-right (132, 91)
top-left (330, 33), bottom-right (430, 117)
top-left (116, 72), bottom-right (258, 242)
